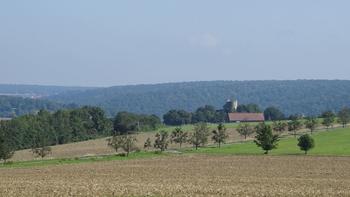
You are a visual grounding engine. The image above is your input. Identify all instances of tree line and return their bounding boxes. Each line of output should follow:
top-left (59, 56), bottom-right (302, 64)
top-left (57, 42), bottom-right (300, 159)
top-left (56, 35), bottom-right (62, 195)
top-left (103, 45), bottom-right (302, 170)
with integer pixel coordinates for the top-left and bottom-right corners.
top-left (107, 121), bottom-right (316, 157)
top-left (163, 103), bottom-right (286, 126)
top-left (0, 107), bottom-right (161, 162)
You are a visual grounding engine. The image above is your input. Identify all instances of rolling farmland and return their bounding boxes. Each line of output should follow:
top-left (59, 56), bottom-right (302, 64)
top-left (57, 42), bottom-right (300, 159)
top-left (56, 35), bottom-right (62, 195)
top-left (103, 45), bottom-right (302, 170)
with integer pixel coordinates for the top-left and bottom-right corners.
top-left (1, 155), bottom-right (350, 196)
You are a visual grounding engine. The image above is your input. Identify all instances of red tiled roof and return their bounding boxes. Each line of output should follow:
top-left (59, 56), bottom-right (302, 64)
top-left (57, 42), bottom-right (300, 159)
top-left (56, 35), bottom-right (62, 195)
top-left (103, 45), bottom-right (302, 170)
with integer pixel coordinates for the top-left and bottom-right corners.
top-left (228, 113), bottom-right (265, 122)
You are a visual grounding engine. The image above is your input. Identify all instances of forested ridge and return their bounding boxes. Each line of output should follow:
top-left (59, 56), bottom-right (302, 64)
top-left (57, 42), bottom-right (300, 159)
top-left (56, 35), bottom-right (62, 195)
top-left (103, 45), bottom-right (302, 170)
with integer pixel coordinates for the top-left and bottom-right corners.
top-left (50, 80), bottom-right (350, 117)
top-left (0, 96), bottom-right (77, 117)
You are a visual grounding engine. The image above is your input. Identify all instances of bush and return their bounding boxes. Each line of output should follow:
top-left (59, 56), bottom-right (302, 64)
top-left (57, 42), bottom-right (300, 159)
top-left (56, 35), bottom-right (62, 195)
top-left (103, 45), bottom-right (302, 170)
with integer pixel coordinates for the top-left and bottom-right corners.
top-left (297, 134), bottom-right (315, 154)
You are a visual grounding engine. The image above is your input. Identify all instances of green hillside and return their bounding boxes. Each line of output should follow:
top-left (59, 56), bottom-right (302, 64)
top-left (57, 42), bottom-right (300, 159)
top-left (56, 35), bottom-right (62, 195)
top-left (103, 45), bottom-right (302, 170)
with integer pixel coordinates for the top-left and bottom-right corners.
top-left (0, 96), bottom-right (75, 117)
top-left (51, 80), bottom-right (350, 117)
top-left (188, 128), bottom-right (350, 156)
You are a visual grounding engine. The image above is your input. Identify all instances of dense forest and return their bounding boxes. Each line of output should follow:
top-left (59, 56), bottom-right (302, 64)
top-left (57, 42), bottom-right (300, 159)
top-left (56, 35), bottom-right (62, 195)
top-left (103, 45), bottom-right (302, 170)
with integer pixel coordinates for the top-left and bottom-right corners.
top-left (50, 80), bottom-right (350, 117)
top-left (0, 106), bottom-right (112, 152)
top-left (0, 106), bottom-right (162, 158)
top-left (0, 96), bottom-right (77, 117)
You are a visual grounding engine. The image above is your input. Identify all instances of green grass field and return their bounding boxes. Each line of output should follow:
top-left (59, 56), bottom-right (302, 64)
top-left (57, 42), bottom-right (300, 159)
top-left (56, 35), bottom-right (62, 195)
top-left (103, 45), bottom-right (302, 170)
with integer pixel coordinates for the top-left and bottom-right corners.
top-left (2, 125), bottom-right (348, 168)
top-left (186, 127), bottom-right (350, 156)
top-left (0, 151), bottom-right (166, 168)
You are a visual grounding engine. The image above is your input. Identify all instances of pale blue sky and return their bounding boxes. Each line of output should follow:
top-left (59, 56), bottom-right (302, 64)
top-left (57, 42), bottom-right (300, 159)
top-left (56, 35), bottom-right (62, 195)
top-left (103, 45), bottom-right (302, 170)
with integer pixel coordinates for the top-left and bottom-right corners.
top-left (1, 1), bottom-right (349, 87)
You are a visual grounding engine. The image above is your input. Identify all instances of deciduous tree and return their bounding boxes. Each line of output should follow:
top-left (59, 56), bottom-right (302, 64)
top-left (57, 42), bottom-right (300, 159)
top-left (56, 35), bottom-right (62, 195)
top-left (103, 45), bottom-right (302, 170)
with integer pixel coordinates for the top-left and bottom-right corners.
top-left (297, 134), bottom-right (315, 154)
top-left (154, 131), bottom-right (169, 152)
top-left (237, 123), bottom-right (254, 139)
top-left (170, 127), bottom-right (188, 148)
top-left (189, 122), bottom-right (210, 150)
top-left (212, 123), bottom-right (228, 148)
top-left (254, 123), bottom-right (279, 154)
top-left (304, 117), bottom-right (319, 134)
top-left (338, 107), bottom-right (350, 128)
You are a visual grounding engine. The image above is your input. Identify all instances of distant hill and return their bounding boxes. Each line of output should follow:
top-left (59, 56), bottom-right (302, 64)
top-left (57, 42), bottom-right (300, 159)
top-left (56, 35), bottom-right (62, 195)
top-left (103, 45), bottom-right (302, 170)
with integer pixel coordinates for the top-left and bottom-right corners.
top-left (49, 80), bottom-right (350, 117)
top-left (0, 96), bottom-right (76, 117)
top-left (0, 84), bottom-right (95, 98)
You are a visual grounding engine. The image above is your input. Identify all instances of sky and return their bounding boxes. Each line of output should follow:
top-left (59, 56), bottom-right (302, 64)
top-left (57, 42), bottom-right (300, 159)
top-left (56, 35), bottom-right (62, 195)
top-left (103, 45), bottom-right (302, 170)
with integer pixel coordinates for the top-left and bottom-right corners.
top-left (0, 0), bottom-right (350, 87)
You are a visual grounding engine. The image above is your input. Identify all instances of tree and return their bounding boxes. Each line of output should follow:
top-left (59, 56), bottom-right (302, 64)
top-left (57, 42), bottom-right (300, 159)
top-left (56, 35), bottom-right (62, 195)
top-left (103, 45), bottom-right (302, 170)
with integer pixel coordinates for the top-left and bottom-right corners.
top-left (114, 112), bottom-right (161, 134)
top-left (30, 113), bottom-right (53, 159)
top-left (254, 123), bottom-right (279, 154)
top-left (237, 103), bottom-right (261, 113)
top-left (288, 118), bottom-right (302, 138)
top-left (338, 107), bottom-right (350, 128)
top-left (121, 135), bottom-right (137, 156)
top-left (154, 131), bottom-right (169, 152)
top-left (272, 121), bottom-right (287, 133)
top-left (297, 134), bottom-right (315, 154)
top-left (304, 117), bottom-right (318, 134)
top-left (237, 123), bottom-right (254, 139)
top-left (212, 123), bottom-right (228, 148)
top-left (163, 110), bottom-right (192, 126)
top-left (107, 134), bottom-right (124, 152)
top-left (170, 127), bottom-right (188, 148)
top-left (264, 106), bottom-right (285, 121)
top-left (0, 122), bottom-right (15, 163)
top-left (192, 105), bottom-right (217, 123)
top-left (108, 134), bottom-right (137, 156)
top-left (322, 111), bottom-right (336, 130)
top-left (189, 122), bottom-right (210, 150)
top-left (0, 134), bottom-right (14, 163)
top-left (144, 137), bottom-right (152, 150)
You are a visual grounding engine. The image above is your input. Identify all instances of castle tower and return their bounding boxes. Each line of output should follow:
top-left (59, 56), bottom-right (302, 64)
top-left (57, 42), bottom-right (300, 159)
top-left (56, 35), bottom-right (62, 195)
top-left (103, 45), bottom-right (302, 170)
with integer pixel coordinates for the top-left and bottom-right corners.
top-left (233, 100), bottom-right (238, 111)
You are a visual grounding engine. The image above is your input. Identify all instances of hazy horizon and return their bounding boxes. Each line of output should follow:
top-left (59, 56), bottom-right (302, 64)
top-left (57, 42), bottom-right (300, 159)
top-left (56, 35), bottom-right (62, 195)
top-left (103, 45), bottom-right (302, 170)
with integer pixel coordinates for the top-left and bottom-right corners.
top-left (1, 1), bottom-right (350, 86)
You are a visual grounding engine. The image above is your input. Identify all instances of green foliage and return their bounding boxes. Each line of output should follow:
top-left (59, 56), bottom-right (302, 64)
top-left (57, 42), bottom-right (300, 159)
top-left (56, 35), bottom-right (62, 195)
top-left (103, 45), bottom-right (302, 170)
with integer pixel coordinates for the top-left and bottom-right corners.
top-left (144, 138), bottom-right (152, 150)
top-left (288, 118), bottom-right (303, 137)
top-left (21, 80), bottom-right (350, 118)
top-left (272, 121), bottom-right (287, 133)
top-left (297, 134), bottom-right (315, 154)
top-left (154, 131), bottom-right (169, 152)
top-left (338, 107), bottom-right (350, 128)
top-left (0, 106), bottom-right (112, 151)
top-left (212, 123), bottom-right (228, 147)
top-left (107, 134), bottom-right (137, 156)
top-left (0, 95), bottom-right (76, 117)
top-left (237, 103), bottom-right (261, 113)
top-left (107, 135), bottom-right (124, 152)
top-left (189, 122), bottom-right (210, 150)
top-left (113, 112), bottom-right (161, 134)
top-left (264, 106), bottom-right (285, 121)
top-left (163, 110), bottom-right (192, 126)
top-left (170, 127), bottom-right (188, 148)
top-left (254, 123), bottom-right (279, 154)
top-left (237, 123), bottom-right (254, 139)
top-left (322, 111), bottom-right (336, 129)
top-left (192, 105), bottom-right (221, 123)
top-left (122, 135), bottom-right (138, 156)
top-left (0, 130), bottom-right (14, 163)
top-left (304, 117), bottom-right (319, 134)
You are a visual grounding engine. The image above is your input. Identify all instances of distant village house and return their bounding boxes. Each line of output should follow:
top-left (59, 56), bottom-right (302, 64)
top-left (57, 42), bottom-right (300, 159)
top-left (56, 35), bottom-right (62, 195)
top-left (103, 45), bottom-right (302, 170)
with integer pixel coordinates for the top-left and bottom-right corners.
top-left (225, 99), bottom-right (265, 122)
top-left (228, 112), bottom-right (265, 122)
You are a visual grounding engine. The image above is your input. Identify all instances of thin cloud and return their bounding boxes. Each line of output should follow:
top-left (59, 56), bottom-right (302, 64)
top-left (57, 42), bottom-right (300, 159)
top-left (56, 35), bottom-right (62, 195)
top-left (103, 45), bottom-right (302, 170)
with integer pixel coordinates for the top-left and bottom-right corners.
top-left (188, 33), bottom-right (220, 48)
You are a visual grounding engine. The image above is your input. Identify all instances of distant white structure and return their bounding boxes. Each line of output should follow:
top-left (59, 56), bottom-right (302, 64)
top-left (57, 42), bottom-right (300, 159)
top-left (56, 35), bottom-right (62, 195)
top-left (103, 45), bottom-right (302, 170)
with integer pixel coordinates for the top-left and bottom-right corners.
top-left (233, 100), bottom-right (238, 111)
